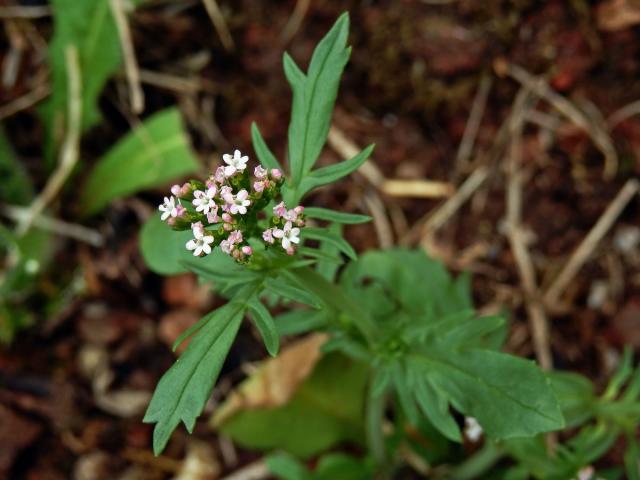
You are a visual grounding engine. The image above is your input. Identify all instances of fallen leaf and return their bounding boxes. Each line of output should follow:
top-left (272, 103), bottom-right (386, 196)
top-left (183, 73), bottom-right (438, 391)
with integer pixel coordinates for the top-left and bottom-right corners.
top-left (212, 333), bottom-right (328, 425)
top-left (597, 0), bottom-right (640, 31)
top-left (173, 441), bottom-right (221, 480)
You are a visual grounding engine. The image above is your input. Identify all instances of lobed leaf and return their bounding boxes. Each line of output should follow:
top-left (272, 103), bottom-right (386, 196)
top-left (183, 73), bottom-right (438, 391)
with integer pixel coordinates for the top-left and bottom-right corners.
top-left (143, 301), bottom-right (248, 455)
top-left (79, 108), bottom-right (199, 216)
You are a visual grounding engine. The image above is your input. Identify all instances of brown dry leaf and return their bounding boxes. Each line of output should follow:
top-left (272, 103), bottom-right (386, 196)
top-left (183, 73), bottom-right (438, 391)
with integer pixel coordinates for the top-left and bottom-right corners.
top-left (597, 0), bottom-right (640, 31)
top-left (173, 440), bottom-right (221, 480)
top-left (212, 333), bottom-right (328, 426)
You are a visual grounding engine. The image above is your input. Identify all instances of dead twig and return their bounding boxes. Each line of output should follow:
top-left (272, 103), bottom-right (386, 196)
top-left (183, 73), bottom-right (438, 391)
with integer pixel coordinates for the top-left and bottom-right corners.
top-left (201, 0), bottom-right (234, 51)
top-left (2, 205), bottom-right (104, 247)
top-left (328, 126), bottom-right (385, 187)
top-left (109, 0), bottom-right (144, 114)
top-left (381, 179), bottom-right (454, 199)
top-left (0, 84), bottom-right (50, 120)
top-left (504, 89), bottom-right (553, 370)
top-left (607, 99), bottom-right (640, 130)
top-left (362, 189), bottom-right (394, 248)
top-left (0, 5), bottom-right (52, 18)
top-left (279, 0), bottom-right (310, 45)
top-left (220, 459), bottom-right (270, 480)
top-left (456, 73), bottom-right (492, 171)
top-left (544, 178), bottom-right (640, 307)
top-left (16, 46), bottom-right (82, 236)
top-left (506, 63), bottom-right (619, 180)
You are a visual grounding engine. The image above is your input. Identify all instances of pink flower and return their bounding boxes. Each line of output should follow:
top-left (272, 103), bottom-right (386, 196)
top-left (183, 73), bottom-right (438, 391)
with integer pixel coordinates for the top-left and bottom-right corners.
top-left (262, 229), bottom-right (275, 244)
top-left (175, 204), bottom-right (186, 217)
top-left (170, 184), bottom-right (181, 196)
top-left (214, 166), bottom-right (226, 183)
top-left (228, 230), bottom-right (243, 244)
top-left (253, 181), bottom-right (265, 193)
top-left (241, 246), bottom-right (253, 255)
top-left (206, 205), bottom-right (219, 224)
top-left (222, 213), bottom-right (232, 223)
top-left (273, 201), bottom-right (287, 218)
top-left (224, 189), bottom-right (251, 215)
top-left (272, 221), bottom-right (300, 250)
top-left (219, 240), bottom-right (233, 254)
top-left (270, 168), bottom-right (282, 179)
top-left (254, 165), bottom-right (268, 179)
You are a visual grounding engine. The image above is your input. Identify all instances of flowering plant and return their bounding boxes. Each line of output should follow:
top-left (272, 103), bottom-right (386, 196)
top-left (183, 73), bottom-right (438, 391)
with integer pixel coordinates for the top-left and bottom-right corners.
top-left (139, 13), bottom-right (640, 479)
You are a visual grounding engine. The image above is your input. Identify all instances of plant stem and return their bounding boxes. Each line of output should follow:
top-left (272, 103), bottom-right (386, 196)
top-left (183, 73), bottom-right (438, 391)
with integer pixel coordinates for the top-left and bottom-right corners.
top-left (366, 380), bottom-right (388, 466)
top-left (445, 442), bottom-right (504, 480)
top-left (289, 266), bottom-right (377, 345)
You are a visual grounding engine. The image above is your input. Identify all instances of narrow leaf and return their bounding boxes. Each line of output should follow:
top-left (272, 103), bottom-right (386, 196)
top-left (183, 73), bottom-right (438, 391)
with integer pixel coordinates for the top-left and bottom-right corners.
top-left (414, 378), bottom-right (461, 442)
top-left (249, 298), bottom-right (280, 356)
top-left (287, 13), bottom-right (351, 187)
top-left (304, 207), bottom-right (372, 225)
top-left (251, 122), bottom-right (282, 171)
top-left (265, 275), bottom-right (322, 308)
top-left (298, 144), bottom-right (374, 198)
top-left (302, 227), bottom-right (357, 260)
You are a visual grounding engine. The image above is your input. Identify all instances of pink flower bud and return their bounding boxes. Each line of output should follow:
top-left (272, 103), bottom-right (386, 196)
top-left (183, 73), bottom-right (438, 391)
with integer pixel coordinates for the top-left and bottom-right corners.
top-left (222, 213), bottom-right (232, 223)
top-left (270, 168), bottom-right (282, 179)
top-left (262, 229), bottom-right (275, 244)
top-left (171, 184), bottom-right (181, 196)
top-left (175, 204), bottom-right (186, 217)
top-left (294, 206), bottom-right (304, 214)
top-left (286, 247), bottom-right (295, 256)
top-left (223, 223), bottom-right (232, 231)
top-left (253, 181), bottom-right (265, 193)
top-left (241, 246), bottom-right (253, 255)
top-left (273, 202), bottom-right (287, 218)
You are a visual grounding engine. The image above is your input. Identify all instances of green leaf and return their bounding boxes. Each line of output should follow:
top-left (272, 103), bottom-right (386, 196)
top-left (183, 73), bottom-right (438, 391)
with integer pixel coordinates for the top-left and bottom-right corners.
top-left (248, 298), bottom-right (280, 356)
top-left (143, 301), bottom-right (247, 455)
top-left (266, 452), bottom-right (308, 480)
top-left (40, 0), bottom-right (143, 158)
top-left (79, 108), bottom-right (199, 216)
top-left (302, 227), bottom-right (356, 260)
top-left (217, 353), bottom-right (368, 458)
top-left (625, 436), bottom-right (640, 480)
top-left (286, 13), bottom-right (351, 190)
top-left (304, 207), bottom-right (371, 225)
top-left (0, 128), bottom-right (33, 205)
top-left (251, 122), bottom-right (283, 171)
top-left (274, 309), bottom-right (329, 336)
top-left (265, 275), bottom-right (322, 308)
top-left (549, 371), bottom-right (595, 428)
top-left (411, 348), bottom-right (564, 440)
top-left (413, 376), bottom-right (461, 442)
top-left (298, 144), bottom-right (374, 198)
top-left (139, 214), bottom-right (194, 275)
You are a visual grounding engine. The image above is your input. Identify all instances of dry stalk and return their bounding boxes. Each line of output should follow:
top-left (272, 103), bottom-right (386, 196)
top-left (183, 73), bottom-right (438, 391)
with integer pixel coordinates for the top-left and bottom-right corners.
top-left (544, 178), bottom-right (640, 307)
top-left (109, 0), bottom-right (144, 114)
top-left (201, 0), bottom-right (234, 51)
top-left (456, 72), bottom-right (492, 171)
top-left (506, 63), bottom-right (618, 179)
top-left (16, 46), bottom-right (82, 236)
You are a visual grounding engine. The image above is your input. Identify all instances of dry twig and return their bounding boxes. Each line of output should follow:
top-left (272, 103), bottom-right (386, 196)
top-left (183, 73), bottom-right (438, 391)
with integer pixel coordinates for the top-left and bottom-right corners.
top-left (16, 46), bottom-right (82, 236)
top-left (504, 89), bottom-right (553, 370)
top-left (220, 460), bottom-right (270, 480)
top-left (0, 5), bottom-right (52, 18)
top-left (506, 63), bottom-right (618, 179)
top-left (607, 99), bottom-right (640, 129)
top-left (456, 73), bottom-right (492, 170)
top-left (201, 0), bottom-right (234, 51)
top-left (109, 0), bottom-right (145, 114)
top-left (544, 178), bottom-right (640, 307)
top-left (279, 0), bottom-right (310, 45)
top-left (0, 84), bottom-right (50, 120)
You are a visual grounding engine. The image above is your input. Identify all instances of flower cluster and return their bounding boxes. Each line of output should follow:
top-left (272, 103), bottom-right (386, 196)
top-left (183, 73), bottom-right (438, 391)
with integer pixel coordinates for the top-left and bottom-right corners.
top-left (158, 149), bottom-right (305, 262)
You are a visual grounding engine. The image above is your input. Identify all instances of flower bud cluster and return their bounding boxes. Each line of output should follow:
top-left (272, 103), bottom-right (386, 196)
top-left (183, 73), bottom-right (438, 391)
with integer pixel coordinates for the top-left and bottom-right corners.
top-left (158, 149), bottom-right (304, 262)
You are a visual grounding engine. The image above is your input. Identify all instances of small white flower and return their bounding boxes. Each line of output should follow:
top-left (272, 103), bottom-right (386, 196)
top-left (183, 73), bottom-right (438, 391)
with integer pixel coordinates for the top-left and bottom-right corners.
top-left (159, 196), bottom-right (179, 221)
top-left (224, 189), bottom-right (251, 215)
top-left (219, 239), bottom-right (233, 254)
top-left (192, 186), bottom-right (217, 214)
top-left (575, 466), bottom-right (595, 480)
top-left (223, 149), bottom-right (249, 177)
top-left (464, 417), bottom-right (483, 442)
top-left (272, 221), bottom-right (300, 250)
top-left (186, 223), bottom-right (214, 256)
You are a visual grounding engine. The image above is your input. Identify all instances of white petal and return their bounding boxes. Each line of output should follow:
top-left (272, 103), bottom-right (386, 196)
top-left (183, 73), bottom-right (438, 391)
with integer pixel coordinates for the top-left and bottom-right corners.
top-left (186, 239), bottom-right (197, 250)
top-left (290, 227), bottom-right (300, 236)
top-left (203, 235), bottom-right (214, 244)
top-left (281, 237), bottom-right (291, 250)
top-left (238, 206), bottom-right (247, 215)
top-left (224, 165), bottom-right (236, 177)
top-left (202, 243), bottom-right (212, 255)
top-left (194, 245), bottom-right (203, 256)
top-left (290, 236), bottom-right (300, 244)
top-left (272, 229), bottom-right (284, 239)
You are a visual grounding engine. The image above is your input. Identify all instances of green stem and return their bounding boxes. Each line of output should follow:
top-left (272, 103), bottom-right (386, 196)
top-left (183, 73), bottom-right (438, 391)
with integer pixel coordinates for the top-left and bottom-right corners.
top-left (366, 381), bottom-right (388, 466)
top-left (445, 442), bottom-right (504, 480)
top-left (289, 266), bottom-right (377, 345)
